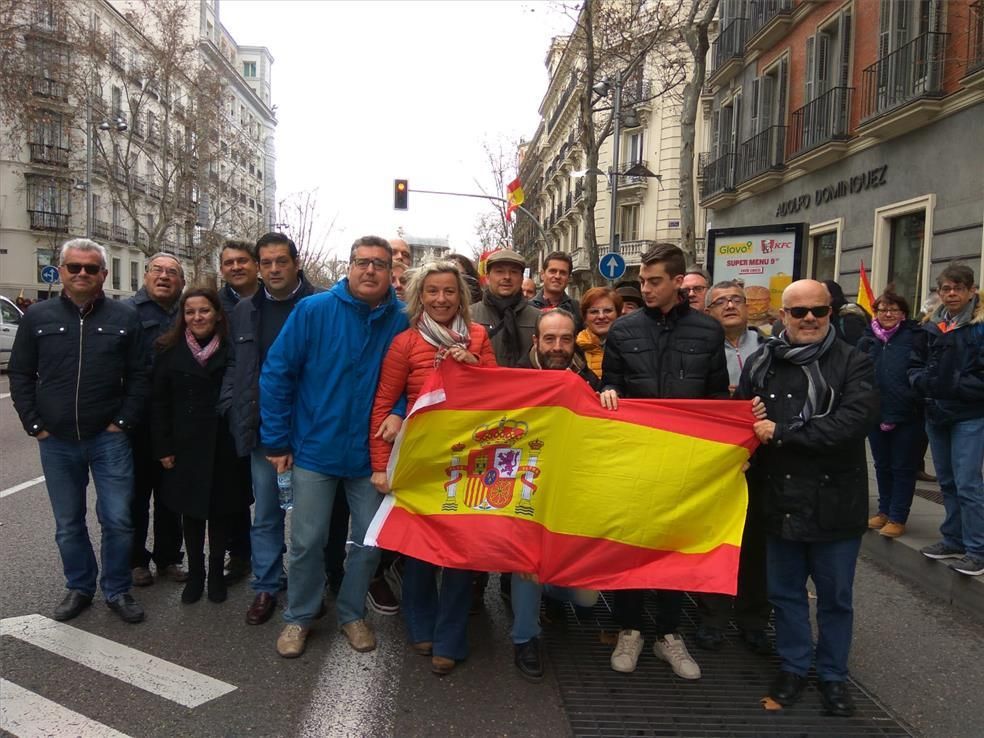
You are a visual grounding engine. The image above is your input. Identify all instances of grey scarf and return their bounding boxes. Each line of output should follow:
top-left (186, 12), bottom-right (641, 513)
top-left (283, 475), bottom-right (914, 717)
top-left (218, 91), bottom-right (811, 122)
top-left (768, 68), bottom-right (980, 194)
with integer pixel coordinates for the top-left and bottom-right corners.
top-left (747, 326), bottom-right (837, 431)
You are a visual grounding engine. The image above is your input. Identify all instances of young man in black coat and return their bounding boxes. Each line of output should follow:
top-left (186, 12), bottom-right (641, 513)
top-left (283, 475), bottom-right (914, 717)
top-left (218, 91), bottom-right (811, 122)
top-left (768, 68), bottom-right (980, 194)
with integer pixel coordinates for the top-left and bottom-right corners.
top-left (600, 243), bottom-right (729, 680)
top-left (738, 279), bottom-right (879, 717)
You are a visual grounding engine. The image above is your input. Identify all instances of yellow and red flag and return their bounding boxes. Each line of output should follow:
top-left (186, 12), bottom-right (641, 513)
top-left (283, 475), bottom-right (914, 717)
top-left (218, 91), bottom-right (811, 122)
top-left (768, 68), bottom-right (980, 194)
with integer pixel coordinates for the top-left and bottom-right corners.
top-left (366, 361), bottom-right (759, 595)
top-left (505, 177), bottom-right (524, 222)
top-left (858, 260), bottom-right (875, 316)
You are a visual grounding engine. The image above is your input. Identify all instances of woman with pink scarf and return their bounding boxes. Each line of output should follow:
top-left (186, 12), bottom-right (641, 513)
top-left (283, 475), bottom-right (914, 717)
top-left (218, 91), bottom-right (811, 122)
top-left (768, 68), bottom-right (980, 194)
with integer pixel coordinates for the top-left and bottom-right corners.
top-left (856, 290), bottom-right (927, 538)
top-left (151, 287), bottom-right (250, 604)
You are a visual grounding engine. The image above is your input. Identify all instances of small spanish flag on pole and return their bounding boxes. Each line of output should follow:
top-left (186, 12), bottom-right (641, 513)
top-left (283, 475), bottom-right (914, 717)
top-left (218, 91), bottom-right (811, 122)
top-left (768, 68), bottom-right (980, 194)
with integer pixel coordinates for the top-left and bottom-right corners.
top-left (858, 260), bottom-right (875, 317)
top-left (506, 177), bottom-right (524, 221)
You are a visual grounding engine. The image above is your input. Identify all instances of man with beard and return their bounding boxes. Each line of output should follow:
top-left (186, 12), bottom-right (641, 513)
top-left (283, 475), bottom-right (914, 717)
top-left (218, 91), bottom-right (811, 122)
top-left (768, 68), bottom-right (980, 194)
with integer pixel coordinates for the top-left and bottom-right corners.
top-left (471, 249), bottom-right (541, 367)
top-left (127, 253), bottom-right (187, 588)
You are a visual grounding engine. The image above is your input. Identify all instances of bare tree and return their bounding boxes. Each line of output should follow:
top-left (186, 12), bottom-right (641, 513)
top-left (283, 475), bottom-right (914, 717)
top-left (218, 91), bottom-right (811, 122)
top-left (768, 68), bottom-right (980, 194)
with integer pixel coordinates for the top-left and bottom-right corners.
top-left (678, 0), bottom-right (719, 263)
top-left (563, 0), bottom-right (688, 285)
top-left (275, 188), bottom-right (343, 288)
top-left (471, 137), bottom-right (518, 251)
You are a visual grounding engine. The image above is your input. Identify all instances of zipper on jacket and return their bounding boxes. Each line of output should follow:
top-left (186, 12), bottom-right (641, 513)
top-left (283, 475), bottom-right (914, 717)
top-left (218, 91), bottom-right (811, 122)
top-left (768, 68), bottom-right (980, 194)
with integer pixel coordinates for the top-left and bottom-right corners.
top-left (75, 314), bottom-right (84, 440)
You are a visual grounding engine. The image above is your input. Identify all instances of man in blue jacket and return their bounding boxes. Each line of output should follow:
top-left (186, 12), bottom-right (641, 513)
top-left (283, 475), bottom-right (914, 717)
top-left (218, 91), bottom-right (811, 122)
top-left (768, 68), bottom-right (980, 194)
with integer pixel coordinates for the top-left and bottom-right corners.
top-left (261, 235), bottom-right (408, 658)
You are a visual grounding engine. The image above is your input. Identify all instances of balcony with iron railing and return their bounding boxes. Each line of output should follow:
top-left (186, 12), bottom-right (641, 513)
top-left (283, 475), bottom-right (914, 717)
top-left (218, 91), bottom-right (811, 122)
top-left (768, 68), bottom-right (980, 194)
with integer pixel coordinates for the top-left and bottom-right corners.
top-left (574, 180), bottom-right (584, 202)
top-left (709, 18), bottom-right (748, 87)
top-left (746, 0), bottom-right (794, 52)
top-left (131, 174), bottom-right (146, 192)
top-left (860, 32), bottom-right (947, 124)
top-left (110, 47), bottom-right (125, 70)
top-left (599, 239), bottom-right (653, 265)
top-left (32, 76), bottom-right (68, 101)
top-left (698, 151), bottom-right (736, 203)
top-left (93, 219), bottom-right (111, 239)
top-left (134, 231), bottom-right (148, 249)
top-left (30, 9), bottom-right (66, 37)
top-left (112, 224), bottom-right (129, 243)
top-left (571, 247), bottom-right (588, 271)
top-left (788, 86), bottom-right (853, 165)
top-left (29, 142), bottom-right (69, 166)
top-left (28, 210), bottom-right (69, 232)
top-left (618, 159), bottom-right (650, 189)
top-left (966, 2), bottom-right (984, 78)
top-left (736, 125), bottom-right (785, 186)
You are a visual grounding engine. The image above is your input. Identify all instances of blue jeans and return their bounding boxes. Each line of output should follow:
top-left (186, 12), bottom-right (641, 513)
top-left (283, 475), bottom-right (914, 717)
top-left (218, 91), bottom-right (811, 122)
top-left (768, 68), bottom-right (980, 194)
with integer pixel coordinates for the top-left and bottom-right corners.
top-left (402, 558), bottom-right (472, 661)
top-left (512, 577), bottom-right (598, 644)
top-left (868, 419), bottom-right (923, 523)
top-left (927, 417), bottom-right (984, 557)
top-left (283, 467), bottom-right (381, 626)
top-left (249, 449), bottom-right (286, 595)
top-left (37, 430), bottom-right (135, 600)
top-left (767, 535), bottom-right (862, 682)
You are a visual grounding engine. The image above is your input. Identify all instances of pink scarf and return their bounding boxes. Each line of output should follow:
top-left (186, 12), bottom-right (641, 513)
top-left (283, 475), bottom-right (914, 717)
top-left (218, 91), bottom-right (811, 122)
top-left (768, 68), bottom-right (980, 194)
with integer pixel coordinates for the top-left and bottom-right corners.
top-left (185, 327), bottom-right (220, 367)
top-left (870, 319), bottom-right (901, 344)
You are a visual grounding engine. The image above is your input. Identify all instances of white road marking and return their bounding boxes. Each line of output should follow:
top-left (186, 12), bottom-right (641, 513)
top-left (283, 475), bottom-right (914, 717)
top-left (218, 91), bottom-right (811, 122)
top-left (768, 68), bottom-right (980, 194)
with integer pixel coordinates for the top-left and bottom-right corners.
top-left (0, 678), bottom-right (132, 738)
top-left (0, 476), bottom-right (45, 499)
top-left (0, 392), bottom-right (10, 399)
top-left (0, 615), bottom-right (237, 708)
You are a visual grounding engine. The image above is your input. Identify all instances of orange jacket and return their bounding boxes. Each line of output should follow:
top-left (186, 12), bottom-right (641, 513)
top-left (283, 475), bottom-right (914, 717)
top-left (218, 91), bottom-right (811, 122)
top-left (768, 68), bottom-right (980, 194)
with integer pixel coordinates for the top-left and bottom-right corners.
top-left (370, 323), bottom-right (496, 471)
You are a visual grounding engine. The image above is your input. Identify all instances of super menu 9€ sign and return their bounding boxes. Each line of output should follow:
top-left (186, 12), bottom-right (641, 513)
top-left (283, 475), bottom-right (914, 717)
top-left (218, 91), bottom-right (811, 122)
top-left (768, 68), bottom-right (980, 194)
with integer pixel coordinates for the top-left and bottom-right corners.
top-left (707, 224), bottom-right (806, 312)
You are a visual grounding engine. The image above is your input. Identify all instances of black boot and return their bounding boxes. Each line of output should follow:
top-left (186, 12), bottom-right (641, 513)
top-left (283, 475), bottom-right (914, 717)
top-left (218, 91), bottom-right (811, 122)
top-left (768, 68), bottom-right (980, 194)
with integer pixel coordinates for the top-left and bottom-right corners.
top-left (207, 557), bottom-right (227, 603)
top-left (182, 569), bottom-right (205, 604)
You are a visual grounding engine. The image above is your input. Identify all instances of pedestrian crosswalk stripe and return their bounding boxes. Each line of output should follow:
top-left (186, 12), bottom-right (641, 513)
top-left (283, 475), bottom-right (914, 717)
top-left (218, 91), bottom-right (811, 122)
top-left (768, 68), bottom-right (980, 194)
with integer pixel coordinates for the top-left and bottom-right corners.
top-left (0, 614), bottom-right (236, 708)
top-left (0, 475), bottom-right (45, 499)
top-left (0, 678), bottom-right (132, 738)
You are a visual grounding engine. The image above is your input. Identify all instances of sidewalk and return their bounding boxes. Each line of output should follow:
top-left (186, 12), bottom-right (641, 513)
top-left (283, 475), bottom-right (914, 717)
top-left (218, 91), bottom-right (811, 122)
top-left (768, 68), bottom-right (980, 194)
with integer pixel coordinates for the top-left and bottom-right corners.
top-left (861, 457), bottom-right (984, 625)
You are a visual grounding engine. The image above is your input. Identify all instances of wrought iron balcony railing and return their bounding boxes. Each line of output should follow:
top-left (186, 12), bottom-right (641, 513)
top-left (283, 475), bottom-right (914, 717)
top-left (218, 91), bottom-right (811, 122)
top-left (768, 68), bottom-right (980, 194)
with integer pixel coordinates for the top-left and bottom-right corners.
top-left (93, 219), bottom-right (111, 239)
top-left (699, 152), bottom-right (736, 200)
top-left (860, 32), bottom-right (947, 120)
top-left (28, 210), bottom-right (69, 232)
top-left (711, 19), bottom-right (749, 73)
top-left (748, 0), bottom-right (793, 38)
top-left (788, 86), bottom-right (853, 157)
top-left (29, 142), bottom-right (69, 166)
top-left (737, 125), bottom-right (785, 183)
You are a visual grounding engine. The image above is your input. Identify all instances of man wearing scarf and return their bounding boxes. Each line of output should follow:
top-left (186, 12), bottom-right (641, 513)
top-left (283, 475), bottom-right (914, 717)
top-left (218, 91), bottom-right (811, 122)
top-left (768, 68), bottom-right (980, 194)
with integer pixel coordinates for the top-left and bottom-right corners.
top-left (910, 264), bottom-right (984, 576)
top-left (738, 279), bottom-right (878, 717)
top-left (470, 249), bottom-right (541, 368)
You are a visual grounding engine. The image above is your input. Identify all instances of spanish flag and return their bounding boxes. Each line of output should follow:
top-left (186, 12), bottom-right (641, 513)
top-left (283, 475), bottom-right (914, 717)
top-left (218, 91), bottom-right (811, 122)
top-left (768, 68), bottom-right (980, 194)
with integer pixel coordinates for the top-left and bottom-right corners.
top-left (505, 177), bottom-right (524, 221)
top-left (366, 361), bottom-right (758, 594)
top-left (858, 260), bottom-right (875, 317)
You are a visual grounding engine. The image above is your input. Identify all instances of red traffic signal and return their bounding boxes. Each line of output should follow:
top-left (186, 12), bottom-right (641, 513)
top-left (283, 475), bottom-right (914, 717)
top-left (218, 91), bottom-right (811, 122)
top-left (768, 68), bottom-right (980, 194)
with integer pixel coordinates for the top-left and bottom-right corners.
top-left (394, 179), bottom-right (408, 210)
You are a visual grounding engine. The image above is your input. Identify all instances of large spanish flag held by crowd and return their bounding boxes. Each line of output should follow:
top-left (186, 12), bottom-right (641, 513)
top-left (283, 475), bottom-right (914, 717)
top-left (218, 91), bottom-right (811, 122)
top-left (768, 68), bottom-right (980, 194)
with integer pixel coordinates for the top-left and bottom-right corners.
top-left (365, 361), bottom-right (759, 595)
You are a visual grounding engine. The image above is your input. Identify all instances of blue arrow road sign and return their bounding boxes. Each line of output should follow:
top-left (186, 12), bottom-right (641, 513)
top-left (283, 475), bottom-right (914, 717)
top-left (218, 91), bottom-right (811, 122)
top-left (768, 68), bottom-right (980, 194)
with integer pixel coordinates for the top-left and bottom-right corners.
top-left (599, 252), bottom-right (626, 281)
top-left (41, 265), bottom-right (60, 284)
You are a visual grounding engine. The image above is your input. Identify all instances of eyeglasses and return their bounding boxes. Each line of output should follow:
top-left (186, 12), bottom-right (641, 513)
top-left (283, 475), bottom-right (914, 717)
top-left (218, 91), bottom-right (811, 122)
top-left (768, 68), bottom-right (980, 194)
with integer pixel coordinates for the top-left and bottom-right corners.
top-left (147, 264), bottom-right (181, 278)
top-left (876, 307), bottom-right (901, 315)
top-left (351, 258), bottom-right (391, 271)
top-left (684, 285), bottom-right (708, 294)
top-left (707, 295), bottom-right (747, 309)
top-left (938, 284), bottom-right (969, 295)
top-left (64, 263), bottom-right (102, 275)
top-left (784, 305), bottom-right (832, 319)
top-left (587, 307), bottom-right (617, 316)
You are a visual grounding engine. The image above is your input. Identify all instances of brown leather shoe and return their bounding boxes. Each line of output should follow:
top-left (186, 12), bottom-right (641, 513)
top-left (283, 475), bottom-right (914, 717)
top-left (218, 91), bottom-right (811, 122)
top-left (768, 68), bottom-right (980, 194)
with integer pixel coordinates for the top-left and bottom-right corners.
top-left (276, 624), bottom-right (309, 658)
top-left (431, 655), bottom-right (455, 676)
top-left (160, 563), bottom-right (189, 583)
top-left (412, 641), bottom-right (433, 656)
top-left (867, 513), bottom-right (888, 530)
top-left (879, 521), bottom-right (906, 538)
top-left (131, 566), bottom-right (153, 587)
top-left (246, 592), bottom-right (277, 625)
top-left (340, 619), bottom-right (377, 652)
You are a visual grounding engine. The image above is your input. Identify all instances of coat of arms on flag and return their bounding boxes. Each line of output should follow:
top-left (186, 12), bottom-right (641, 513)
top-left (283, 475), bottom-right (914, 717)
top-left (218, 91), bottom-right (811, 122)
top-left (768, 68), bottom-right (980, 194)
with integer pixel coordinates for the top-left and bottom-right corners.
top-left (443, 418), bottom-right (542, 516)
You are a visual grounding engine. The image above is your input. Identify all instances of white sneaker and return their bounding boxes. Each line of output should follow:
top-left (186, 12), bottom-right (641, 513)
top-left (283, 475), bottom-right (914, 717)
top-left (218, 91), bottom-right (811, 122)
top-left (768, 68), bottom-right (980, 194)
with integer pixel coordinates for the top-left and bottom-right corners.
top-left (654, 633), bottom-right (701, 680)
top-left (610, 629), bottom-right (644, 673)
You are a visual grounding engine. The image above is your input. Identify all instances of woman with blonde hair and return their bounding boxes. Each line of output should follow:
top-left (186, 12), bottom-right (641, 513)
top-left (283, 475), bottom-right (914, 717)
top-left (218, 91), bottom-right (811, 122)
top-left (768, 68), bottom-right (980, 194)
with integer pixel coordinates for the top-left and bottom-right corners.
top-left (370, 261), bottom-right (496, 675)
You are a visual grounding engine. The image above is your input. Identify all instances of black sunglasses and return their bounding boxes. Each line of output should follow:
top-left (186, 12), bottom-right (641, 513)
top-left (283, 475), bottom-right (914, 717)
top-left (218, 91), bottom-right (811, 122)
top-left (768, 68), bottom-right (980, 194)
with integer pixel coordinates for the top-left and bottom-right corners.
top-left (785, 305), bottom-right (831, 319)
top-left (64, 263), bottom-right (102, 275)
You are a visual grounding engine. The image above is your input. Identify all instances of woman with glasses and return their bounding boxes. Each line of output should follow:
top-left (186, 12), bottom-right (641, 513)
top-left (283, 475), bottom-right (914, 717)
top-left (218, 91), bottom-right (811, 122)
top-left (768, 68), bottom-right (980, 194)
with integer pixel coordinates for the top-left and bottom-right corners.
top-left (369, 261), bottom-right (496, 675)
top-left (856, 290), bottom-right (926, 537)
top-left (151, 288), bottom-right (251, 603)
top-left (576, 287), bottom-right (623, 378)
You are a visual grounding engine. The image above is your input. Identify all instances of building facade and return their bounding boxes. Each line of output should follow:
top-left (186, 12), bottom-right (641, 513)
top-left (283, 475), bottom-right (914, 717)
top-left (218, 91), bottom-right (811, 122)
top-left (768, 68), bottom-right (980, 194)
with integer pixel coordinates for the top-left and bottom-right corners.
top-left (699, 0), bottom-right (984, 308)
top-left (0, 0), bottom-right (276, 301)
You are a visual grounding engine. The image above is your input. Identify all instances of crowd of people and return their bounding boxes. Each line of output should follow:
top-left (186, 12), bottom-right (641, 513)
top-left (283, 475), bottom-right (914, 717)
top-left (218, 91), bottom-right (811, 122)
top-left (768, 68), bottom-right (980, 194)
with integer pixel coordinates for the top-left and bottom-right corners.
top-left (7, 233), bottom-right (983, 720)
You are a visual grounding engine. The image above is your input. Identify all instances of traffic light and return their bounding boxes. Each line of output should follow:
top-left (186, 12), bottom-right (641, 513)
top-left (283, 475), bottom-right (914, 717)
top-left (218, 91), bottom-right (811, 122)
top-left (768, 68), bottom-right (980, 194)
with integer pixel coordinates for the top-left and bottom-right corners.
top-left (394, 179), bottom-right (408, 210)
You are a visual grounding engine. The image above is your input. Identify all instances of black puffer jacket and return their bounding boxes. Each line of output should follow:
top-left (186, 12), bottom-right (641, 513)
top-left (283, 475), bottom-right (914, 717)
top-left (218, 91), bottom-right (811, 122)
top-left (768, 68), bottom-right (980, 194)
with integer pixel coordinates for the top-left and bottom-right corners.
top-left (530, 291), bottom-right (583, 333)
top-left (737, 337), bottom-right (879, 542)
top-left (856, 320), bottom-right (925, 424)
top-left (218, 275), bottom-right (319, 457)
top-left (8, 294), bottom-right (148, 440)
top-left (601, 302), bottom-right (729, 399)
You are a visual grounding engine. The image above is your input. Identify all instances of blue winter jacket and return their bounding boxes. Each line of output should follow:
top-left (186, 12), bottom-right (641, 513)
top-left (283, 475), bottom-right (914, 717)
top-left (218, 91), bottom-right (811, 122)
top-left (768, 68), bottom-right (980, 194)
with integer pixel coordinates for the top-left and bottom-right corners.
top-left (856, 320), bottom-right (926, 424)
top-left (259, 279), bottom-right (408, 477)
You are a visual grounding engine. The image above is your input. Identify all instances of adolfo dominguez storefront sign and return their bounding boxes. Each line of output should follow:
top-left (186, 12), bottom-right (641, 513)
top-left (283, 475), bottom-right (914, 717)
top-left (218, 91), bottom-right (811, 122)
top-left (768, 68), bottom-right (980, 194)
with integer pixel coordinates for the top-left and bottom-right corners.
top-left (775, 165), bottom-right (889, 218)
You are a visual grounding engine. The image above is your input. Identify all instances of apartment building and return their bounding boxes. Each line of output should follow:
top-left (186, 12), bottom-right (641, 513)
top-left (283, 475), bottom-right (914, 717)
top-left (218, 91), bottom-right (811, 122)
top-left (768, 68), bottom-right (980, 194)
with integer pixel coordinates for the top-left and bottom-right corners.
top-left (0, 0), bottom-right (276, 301)
top-left (699, 0), bottom-right (983, 309)
top-left (515, 28), bottom-right (708, 293)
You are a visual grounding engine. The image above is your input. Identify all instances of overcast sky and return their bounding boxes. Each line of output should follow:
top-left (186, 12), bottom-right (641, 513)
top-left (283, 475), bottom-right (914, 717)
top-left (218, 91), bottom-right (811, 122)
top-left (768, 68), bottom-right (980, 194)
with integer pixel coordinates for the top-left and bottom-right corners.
top-left (219, 0), bottom-right (574, 259)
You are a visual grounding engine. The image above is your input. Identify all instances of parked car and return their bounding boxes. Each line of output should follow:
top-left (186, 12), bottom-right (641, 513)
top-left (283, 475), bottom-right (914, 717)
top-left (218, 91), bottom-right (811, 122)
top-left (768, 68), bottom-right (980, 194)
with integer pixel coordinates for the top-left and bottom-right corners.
top-left (1, 295), bottom-right (24, 370)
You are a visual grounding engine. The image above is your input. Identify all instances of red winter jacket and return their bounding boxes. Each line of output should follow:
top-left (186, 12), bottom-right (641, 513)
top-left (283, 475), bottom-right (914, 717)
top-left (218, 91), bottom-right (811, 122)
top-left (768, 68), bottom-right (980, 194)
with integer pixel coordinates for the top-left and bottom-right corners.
top-left (370, 323), bottom-right (497, 471)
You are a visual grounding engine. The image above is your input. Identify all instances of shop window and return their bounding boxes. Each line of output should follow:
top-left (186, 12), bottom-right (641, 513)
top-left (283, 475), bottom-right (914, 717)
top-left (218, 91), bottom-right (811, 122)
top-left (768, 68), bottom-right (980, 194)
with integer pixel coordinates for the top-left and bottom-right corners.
top-left (887, 212), bottom-right (926, 311)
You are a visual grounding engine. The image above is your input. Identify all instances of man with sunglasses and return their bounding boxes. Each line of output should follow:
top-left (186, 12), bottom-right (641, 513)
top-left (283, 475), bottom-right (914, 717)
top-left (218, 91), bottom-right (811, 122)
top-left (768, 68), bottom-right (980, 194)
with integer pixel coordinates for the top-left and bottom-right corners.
top-left (126, 253), bottom-right (188, 589)
top-left (259, 235), bottom-right (408, 659)
top-left (737, 279), bottom-right (878, 717)
top-left (9, 239), bottom-right (149, 624)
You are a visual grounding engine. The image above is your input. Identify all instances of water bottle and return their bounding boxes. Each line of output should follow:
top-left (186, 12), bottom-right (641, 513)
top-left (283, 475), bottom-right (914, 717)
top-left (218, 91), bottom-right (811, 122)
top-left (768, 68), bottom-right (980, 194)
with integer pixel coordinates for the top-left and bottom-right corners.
top-left (277, 469), bottom-right (293, 511)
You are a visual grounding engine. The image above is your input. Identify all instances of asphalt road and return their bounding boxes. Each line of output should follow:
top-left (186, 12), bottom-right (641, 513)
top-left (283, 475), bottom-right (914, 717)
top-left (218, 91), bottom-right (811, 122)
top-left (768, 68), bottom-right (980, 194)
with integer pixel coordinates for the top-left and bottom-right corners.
top-left (2, 375), bottom-right (983, 737)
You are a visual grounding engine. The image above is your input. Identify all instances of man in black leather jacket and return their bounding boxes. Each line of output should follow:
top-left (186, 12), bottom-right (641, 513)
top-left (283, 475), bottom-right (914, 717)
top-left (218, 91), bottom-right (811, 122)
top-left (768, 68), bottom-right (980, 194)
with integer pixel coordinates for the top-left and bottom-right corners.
top-left (600, 243), bottom-right (728, 681)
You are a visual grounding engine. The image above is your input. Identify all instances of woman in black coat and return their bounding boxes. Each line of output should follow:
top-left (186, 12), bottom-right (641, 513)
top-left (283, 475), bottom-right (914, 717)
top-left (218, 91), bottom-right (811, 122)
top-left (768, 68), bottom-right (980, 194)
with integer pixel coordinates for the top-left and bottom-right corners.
top-left (856, 290), bottom-right (926, 538)
top-left (152, 287), bottom-right (251, 604)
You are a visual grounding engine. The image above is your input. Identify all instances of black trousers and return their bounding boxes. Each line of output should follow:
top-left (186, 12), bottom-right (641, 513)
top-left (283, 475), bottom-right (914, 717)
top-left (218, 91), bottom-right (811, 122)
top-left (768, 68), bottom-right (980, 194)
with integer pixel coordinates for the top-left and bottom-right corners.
top-left (226, 505), bottom-right (252, 560)
top-left (130, 428), bottom-right (183, 568)
top-left (614, 589), bottom-right (683, 637)
top-left (697, 501), bottom-right (770, 630)
top-left (183, 514), bottom-right (232, 575)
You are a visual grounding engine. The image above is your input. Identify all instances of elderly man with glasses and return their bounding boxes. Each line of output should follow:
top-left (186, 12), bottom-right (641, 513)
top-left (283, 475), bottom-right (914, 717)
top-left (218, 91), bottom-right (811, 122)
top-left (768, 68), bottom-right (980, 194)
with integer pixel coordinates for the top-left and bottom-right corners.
top-left (737, 279), bottom-right (879, 717)
top-left (682, 266), bottom-right (711, 313)
top-left (259, 236), bottom-right (408, 659)
top-left (9, 238), bottom-right (150, 624)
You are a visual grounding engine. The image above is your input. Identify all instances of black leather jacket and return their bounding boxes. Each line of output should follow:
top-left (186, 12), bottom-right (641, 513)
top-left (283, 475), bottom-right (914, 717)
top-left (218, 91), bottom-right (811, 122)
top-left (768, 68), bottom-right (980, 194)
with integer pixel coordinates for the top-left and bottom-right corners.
top-left (9, 294), bottom-right (148, 440)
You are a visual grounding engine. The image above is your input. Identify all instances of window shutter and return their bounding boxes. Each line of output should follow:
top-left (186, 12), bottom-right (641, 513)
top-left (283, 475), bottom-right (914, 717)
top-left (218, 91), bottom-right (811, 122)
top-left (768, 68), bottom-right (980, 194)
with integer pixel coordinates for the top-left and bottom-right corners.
top-left (750, 78), bottom-right (760, 135)
top-left (838, 11), bottom-right (852, 88)
top-left (805, 34), bottom-right (816, 102)
top-left (720, 105), bottom-right (733, 154)
top-left (760, 75), bottom-right (775, 129)
top-left (777, 57), bottom-right (788, 126)
top-left (710, 109), bottom-right (720, 159)
top-left (816, 32), bottom-right (831, 94)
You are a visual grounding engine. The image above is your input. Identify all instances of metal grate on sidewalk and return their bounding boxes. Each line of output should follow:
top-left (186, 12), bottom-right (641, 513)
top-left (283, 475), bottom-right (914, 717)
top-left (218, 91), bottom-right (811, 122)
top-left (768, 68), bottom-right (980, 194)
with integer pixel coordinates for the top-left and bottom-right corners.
top-left (542, 592), bottom-right (913, 737)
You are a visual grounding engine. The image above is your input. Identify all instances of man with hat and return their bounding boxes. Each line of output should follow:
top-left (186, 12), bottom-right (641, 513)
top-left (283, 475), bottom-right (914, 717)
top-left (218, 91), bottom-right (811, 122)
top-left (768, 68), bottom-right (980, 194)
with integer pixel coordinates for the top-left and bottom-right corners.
top-left (471, 249), bottom-right (541, 367)
top-left (615, 281), bottom-right (644, 315)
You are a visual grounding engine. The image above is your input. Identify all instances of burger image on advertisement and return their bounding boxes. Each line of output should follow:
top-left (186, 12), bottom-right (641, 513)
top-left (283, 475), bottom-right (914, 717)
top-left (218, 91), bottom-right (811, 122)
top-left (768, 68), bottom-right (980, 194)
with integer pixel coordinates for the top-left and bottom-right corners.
top-left (746, 285), bottom-right (772, 325)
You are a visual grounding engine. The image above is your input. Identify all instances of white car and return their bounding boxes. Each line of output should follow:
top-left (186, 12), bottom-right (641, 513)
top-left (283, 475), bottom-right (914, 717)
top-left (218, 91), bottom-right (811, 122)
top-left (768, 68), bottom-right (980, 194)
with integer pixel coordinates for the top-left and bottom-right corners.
top-left (1, 295), bottom-right (24, 370)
